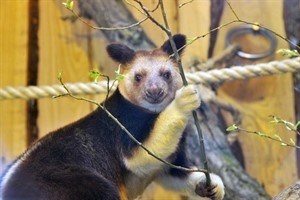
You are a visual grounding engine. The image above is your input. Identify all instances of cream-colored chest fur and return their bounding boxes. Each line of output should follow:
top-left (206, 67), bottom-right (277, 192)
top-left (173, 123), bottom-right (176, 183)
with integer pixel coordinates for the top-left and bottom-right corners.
top-left (124, 170), bottom-right (161, 200)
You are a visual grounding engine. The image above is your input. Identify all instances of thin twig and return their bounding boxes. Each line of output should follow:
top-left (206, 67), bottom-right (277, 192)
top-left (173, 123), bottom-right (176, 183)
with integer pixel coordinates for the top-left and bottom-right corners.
top-left (96, 74), bottom-right (110, 108)
top-left (238, 127), bottom-right (300, 149)
top-left (179, 0), bottom-right (194, 8)
top-left (135, 0), bottom-right (212, 186)
top-left (123, 0), bottom-right (146, 16)
top-left (98, 75), bottom-right (118, 108)
top-left (149, 1), bottom-right (160, 12)
top-left (66, 7), bottom-right (148, 31)
top-left (158, 0), bottom-right (211, 186)
top-left (239, 20), bottom-right (300, 49)
top-left (173, 0), bottom-right (300, 58)
top-left (225, 0), bottom-right (240, 20)
top-left (169, 20), bottom-right (239, 59)
top-left (134, 0), bottom-right (170, 33)
top-left (224, 0), bottom-right (300, 49)
top-left (55, 75), bottom-right (208, 174)
top-left (269, 115), bottom-right (300, 137)
top-left (123, 0), bottom-right (160, 16)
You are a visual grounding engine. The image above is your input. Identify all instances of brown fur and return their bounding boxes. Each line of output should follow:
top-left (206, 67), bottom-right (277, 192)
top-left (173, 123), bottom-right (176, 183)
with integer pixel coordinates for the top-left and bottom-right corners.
top-left (119, 50), bottom-right (182, 113)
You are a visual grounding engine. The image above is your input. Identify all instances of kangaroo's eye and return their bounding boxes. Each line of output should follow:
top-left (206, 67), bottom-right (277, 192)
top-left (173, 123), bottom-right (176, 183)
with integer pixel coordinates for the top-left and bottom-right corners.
top-left (163, 71), bottom-right (171, 80)
top-left (135, 74), bottom-right (143, 82)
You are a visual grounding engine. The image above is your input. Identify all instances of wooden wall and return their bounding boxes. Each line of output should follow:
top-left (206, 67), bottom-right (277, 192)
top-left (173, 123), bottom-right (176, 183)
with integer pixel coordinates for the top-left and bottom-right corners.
top-left (0, 0), bottom-right (29, 171)
top-left (214, 0), bottom-right (297, 195)
top-left (0, 0), bottom-right (297, 198)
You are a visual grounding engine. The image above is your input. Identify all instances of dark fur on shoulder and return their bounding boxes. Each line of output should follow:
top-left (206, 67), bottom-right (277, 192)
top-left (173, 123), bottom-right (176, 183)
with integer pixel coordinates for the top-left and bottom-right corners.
top-left (1, 90), bottom-right (157, 200)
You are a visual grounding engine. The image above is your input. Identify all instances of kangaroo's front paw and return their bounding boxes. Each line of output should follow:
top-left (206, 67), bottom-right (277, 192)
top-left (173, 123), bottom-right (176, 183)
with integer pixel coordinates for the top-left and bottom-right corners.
top-left (195, 173), bottom-right (225, 200)
top-left (174, 85), bottom-right (201, 114)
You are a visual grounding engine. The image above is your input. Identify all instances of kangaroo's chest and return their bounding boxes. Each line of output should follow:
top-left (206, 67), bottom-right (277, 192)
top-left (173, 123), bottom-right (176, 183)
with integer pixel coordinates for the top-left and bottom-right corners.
top-left (124, 170), bottom-right (161, 200)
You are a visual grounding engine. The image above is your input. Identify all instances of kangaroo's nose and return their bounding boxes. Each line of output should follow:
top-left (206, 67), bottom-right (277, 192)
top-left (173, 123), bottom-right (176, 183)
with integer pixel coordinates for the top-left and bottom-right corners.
top-left (146, 86), bottom-right (164, 100)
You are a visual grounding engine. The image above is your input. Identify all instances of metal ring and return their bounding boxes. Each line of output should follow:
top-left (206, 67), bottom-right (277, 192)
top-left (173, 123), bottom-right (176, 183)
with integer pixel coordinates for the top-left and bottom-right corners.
top-left (226, 24), bottom-right (277, 59)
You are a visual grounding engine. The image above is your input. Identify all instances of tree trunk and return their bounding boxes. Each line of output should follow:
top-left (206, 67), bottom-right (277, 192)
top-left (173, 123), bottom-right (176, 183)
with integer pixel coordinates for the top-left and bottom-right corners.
top-left (76, 0), bottom-right (272, 199)
top-left (273, 180), bottom-right (300, 200)
top-left (77, 0), bottom-right (156, 50)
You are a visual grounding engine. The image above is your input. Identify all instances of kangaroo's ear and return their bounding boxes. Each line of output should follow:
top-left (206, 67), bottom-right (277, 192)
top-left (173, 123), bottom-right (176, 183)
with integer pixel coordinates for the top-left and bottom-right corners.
top-left (106, 44), bottom-right (136, 64)
top-left (160, 34), bottom-right (186, 56)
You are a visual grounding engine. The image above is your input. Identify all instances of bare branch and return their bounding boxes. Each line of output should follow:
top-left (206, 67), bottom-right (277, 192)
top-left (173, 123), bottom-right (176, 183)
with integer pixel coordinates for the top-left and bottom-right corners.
top-left (224, 0), bottom-right (240, 20)
top-left (179, 0), bottom-right (194, 8)
top-left (159, 0), bottom-right (212, 186)
top-left (123, 0), bottom-right (146, 16)
top-left (225, 0), bottom-right (300, 49)
top-left (133, 0), bottom-right (170, 33)
top-left (173, 0), bottom-right (300, 58)
top-left (65, 6), bottom-right (148, 31)
top-left (132, 0), bottom-right (212, 186)
top-left (238, 127), bottom-right (300, 149)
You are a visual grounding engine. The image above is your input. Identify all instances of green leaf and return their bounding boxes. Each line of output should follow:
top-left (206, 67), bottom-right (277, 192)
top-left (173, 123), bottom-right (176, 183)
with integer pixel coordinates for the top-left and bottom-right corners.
top-left (295, 121), bottom-right (300, 129)
top-left (280, 143), bottom-right (287, 146)
top-left (270, 116), bottom-right (297, 131)
top-left (283, 120), bottom-right (296, 131)
top-left (257, 132), bottom-right (268, 137)
top-left (269, 115), bottom-right (279, 125)
top-left (273, 134), bottom-right (282, 141)
top-left (269, 120), bottom-right (279, 125)
top-left (116, 74), bottom-right (125, 81)
top-left (186, 37), bottom-right (196, 44)
top-left (89, 68), bottom-right (100, 82)
top-left (62, 0), bottom-right (74, 10)
top-left (226, 124), bottom-right (238, 132)
top-left (276, 49), bottom-right (299, 57)
top-left (58, 71), bottom-right (63, 80)
top-left (115, 65), bottom-right (125, 81)
top-left (290, 138), bottom-right (296, 146)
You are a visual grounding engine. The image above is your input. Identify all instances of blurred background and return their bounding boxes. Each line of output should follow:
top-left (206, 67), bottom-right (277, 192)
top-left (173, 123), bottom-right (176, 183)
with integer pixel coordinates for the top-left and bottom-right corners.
top-left (0, 0), bottom-right (299, 199)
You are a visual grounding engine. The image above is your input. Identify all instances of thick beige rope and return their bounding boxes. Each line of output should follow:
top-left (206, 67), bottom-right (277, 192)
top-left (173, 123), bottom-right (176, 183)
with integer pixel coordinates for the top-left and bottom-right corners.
top-left (1, 57), bottom-right (299, 100)
top-left (186, 57), bottom-right (300, 84)
top-left (0, 82), bottom-right (117, 100)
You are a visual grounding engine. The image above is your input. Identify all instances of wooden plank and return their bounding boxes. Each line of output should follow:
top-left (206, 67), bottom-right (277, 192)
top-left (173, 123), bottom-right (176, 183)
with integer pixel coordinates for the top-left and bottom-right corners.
top-left (26, 0), bottom-right (39, 145)
top-left (38, 0), bottom-right (96, 137)
top-left (0, 0), bottom-right (29, 172)
top-left (178, 0), bottom-right (210, 62)
top-left (55, 0), bottom-right (110, 110)
top-left (213, 0), bottom-right (297, 196)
